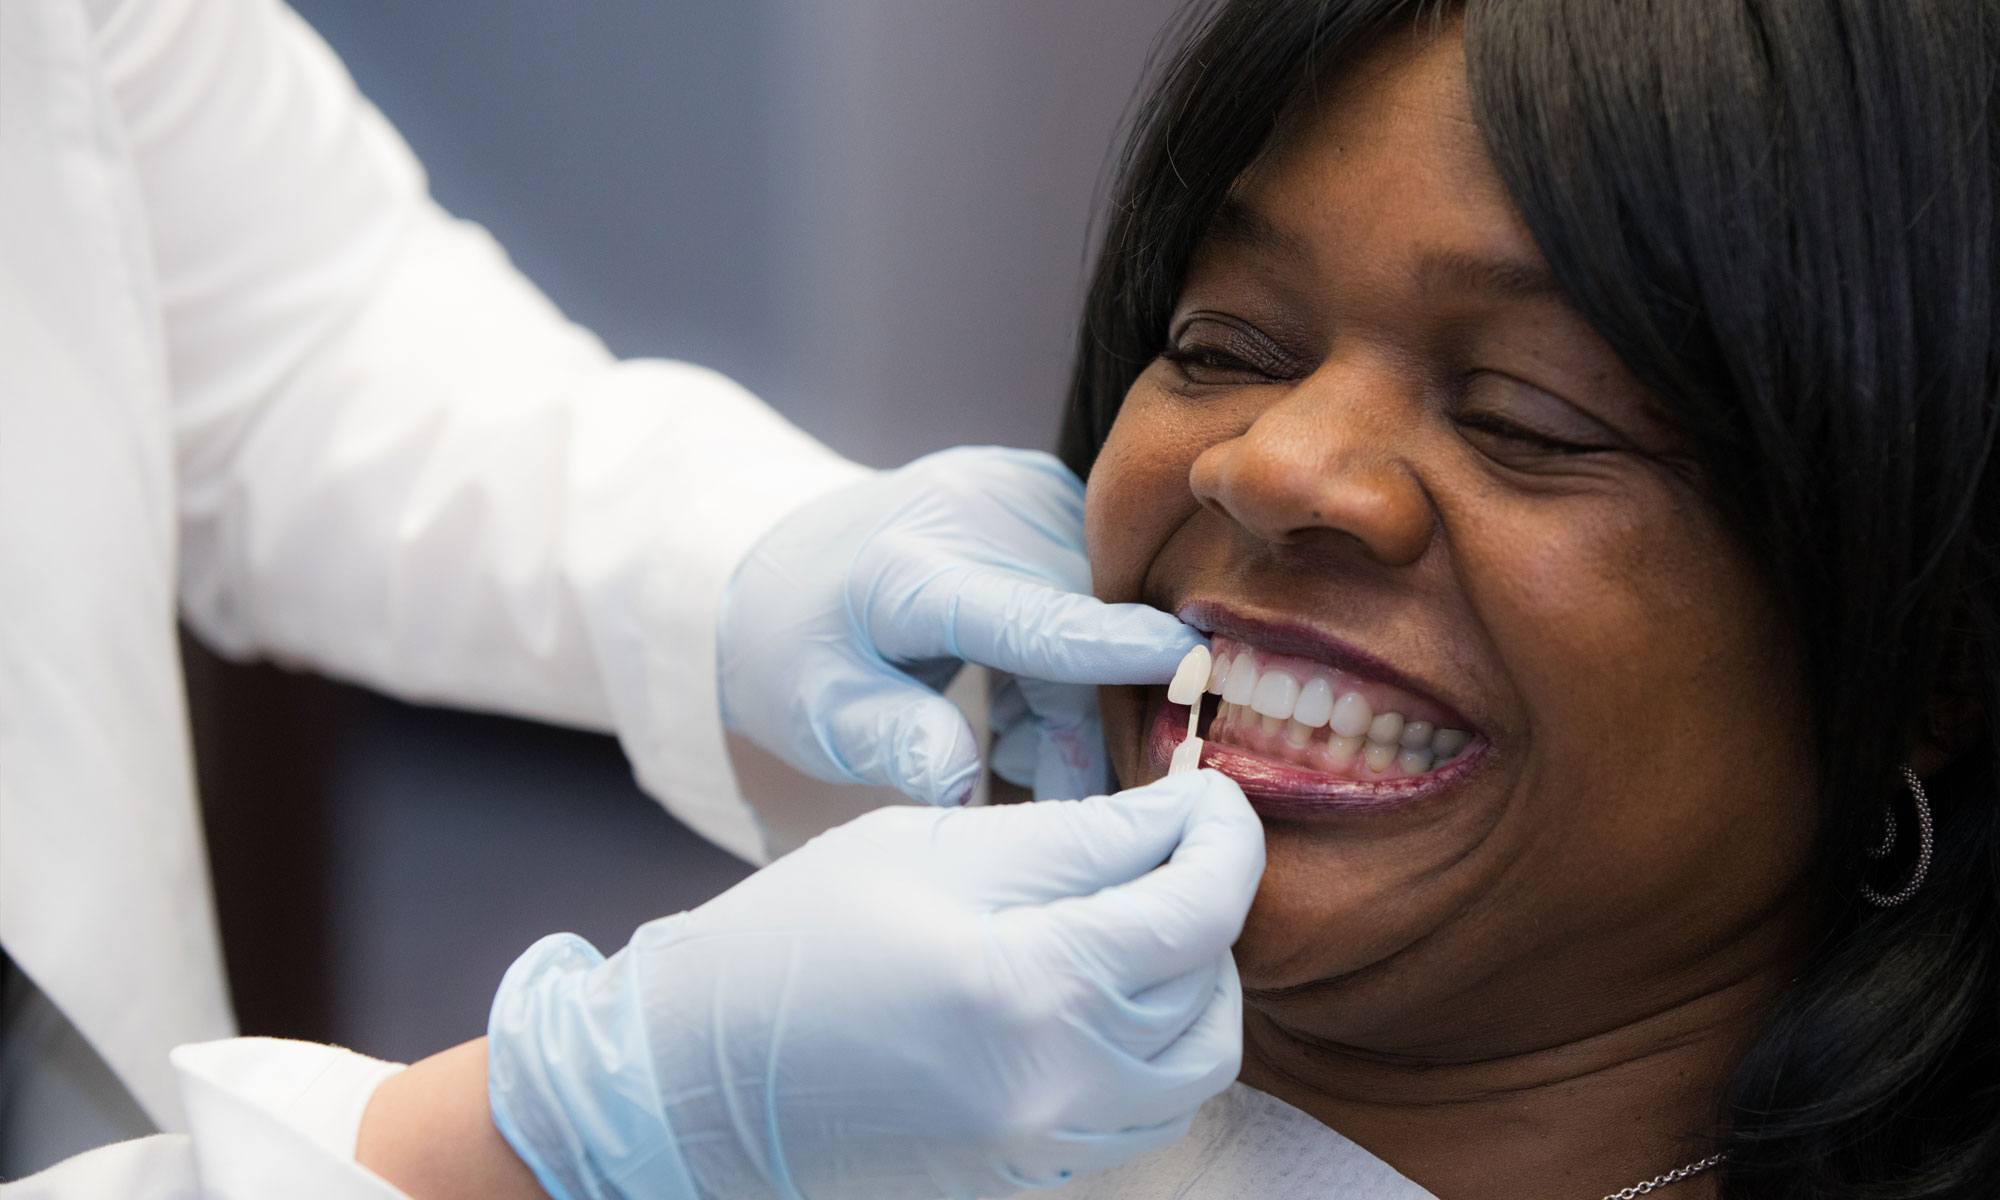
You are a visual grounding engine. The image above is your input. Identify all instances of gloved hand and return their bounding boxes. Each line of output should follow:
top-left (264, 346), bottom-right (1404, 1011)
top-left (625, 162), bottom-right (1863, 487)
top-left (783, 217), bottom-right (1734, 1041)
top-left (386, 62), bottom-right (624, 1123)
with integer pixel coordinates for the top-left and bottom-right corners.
top-left (718, 446), bottom-right (1201, 804)
top-left (486, 769), bottom-right (1265, 1200)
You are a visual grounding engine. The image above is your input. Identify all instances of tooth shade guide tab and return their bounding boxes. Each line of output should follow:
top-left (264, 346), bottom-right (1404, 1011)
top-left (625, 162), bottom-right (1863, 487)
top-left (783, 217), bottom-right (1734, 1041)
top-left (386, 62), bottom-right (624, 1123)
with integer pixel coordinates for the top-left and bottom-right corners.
top-left (1165, 644), bottom-right (1214, 775)
top-left (1167, 644), bottom-right (1213, 706)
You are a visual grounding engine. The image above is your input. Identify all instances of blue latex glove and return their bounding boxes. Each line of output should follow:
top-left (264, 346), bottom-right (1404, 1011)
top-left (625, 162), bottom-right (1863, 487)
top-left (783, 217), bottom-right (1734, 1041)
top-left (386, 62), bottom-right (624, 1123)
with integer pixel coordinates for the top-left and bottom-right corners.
top-left (487, 769), bottom-right (1264, 1200)
top-left (719, 446), bottom-right (1202, 804)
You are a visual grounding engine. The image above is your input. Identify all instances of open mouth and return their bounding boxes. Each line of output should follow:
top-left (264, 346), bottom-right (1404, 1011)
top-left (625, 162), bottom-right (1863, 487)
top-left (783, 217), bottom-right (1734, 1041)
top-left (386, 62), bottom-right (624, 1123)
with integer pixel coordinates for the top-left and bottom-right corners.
top-left (1146, 606), bottom-right (1489, 811)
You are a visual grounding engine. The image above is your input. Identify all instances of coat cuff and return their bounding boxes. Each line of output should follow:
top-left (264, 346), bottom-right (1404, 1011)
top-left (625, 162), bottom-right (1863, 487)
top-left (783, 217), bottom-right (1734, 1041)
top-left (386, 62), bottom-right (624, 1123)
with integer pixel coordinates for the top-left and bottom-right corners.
top-left (172, 1037), bottom-right (407, 1196)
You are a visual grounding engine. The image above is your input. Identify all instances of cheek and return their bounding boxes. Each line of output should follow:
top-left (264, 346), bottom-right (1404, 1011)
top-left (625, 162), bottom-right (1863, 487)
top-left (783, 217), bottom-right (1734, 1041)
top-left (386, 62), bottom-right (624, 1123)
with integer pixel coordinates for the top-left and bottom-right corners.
top-left (1464, 492), bottom-right (1818, 896)
top-left (1083, 384), bottom-right (1208, 605)
top-left (1085, 381), bottom-right (1216, 790)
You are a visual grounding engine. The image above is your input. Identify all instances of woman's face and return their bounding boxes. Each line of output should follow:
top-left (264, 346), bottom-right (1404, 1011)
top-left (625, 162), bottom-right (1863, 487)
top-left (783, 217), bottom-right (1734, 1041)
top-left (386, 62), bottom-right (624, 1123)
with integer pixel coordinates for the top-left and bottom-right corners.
top-left (1088, 24), bottom-right (1820, 1057)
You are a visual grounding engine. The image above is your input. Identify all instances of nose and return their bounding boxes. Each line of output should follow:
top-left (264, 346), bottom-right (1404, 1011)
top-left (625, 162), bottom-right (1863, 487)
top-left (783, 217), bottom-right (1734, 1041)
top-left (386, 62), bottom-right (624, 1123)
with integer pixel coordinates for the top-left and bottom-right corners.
top-left (1187, 361), bottom-right (1434, 567)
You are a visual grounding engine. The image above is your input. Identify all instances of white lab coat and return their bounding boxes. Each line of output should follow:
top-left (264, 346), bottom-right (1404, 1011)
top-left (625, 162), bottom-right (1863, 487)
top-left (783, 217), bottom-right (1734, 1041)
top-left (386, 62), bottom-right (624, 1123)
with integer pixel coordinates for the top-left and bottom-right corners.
top-left (0, 0), bottom-right (866, 1188)
top-left (6, 1041), bottom-right (408, 1199)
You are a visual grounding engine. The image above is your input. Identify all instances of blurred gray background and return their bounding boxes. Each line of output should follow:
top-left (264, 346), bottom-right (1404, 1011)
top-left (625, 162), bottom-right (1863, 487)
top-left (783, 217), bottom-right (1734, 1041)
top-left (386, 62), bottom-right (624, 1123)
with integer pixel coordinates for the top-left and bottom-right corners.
top-left (191, 1), bottom-right (1180, 1065)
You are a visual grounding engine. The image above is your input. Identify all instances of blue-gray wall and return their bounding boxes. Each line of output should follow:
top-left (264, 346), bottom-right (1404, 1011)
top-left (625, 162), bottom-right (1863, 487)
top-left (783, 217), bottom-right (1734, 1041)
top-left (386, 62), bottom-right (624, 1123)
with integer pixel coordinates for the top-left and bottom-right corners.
top-left (276, 1), bottom-right (1178, 1061)
top-left (296, 1), bottom-right (1178, 462)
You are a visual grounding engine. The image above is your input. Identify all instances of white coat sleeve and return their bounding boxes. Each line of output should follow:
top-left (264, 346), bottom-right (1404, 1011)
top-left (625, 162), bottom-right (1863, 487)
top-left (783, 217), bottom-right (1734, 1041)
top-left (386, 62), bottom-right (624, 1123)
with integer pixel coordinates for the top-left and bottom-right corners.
top-left (89, 0), bottom-right (869, 862)
top-left (0, 1039), bottom-right (408, 1200)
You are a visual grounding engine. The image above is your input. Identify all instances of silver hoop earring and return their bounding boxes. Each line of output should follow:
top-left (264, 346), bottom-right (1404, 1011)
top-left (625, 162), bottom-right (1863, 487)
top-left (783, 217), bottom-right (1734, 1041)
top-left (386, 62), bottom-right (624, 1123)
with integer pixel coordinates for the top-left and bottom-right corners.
top-left (1862, 766), bottom-right (1934, 909)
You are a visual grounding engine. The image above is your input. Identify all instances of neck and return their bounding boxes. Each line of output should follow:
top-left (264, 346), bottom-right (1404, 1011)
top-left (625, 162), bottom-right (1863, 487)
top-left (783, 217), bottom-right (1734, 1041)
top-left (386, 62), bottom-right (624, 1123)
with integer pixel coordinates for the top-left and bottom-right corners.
top-left (1237, 963), bottom-right (1789, 1200)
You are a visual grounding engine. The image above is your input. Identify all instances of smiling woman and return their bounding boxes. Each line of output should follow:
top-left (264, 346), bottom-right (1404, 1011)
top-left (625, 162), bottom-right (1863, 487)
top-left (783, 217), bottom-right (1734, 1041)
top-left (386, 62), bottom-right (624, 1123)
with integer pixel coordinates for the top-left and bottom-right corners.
top-left (1061, 2), bottom-right (1999, 1199)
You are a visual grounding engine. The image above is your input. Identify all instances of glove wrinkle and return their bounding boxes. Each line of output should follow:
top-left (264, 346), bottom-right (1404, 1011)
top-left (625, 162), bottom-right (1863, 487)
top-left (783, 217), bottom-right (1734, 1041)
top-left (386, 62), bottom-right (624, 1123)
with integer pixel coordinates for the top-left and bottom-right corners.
top-left (719, 447), bottom-right (1197, 803)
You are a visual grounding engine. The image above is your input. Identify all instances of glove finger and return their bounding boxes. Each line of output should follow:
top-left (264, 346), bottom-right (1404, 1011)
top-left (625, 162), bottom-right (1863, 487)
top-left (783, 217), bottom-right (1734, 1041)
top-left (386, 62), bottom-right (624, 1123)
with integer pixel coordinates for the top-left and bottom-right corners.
top-left (991, 723), bottom-right (1040, 790)
top-left (921, 769), bottom-right (1248, 907)
top-left (1011, 675), bottom-right (1110, 801)
top-left (987, 672), bottom-right (1031, 729)
top-left (871, 568), bottom-right (1201, 685)
top-left (988, 677), bottom-right (1039, 788)
top-left (816, 665), bottom-right (984, 805)
top-left (1034, 707), bottom-right (1109, 801)
top-left (1019, 770), bottom-right (1264, 989)
top-left (987, 674), bottom-right (1108, 798)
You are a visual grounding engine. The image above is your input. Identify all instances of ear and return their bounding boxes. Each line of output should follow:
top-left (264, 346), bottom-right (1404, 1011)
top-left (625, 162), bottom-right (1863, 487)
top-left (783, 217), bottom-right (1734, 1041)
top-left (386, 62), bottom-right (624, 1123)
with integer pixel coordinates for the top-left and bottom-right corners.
top-left (1908, 672), bottom-right (1982, 778)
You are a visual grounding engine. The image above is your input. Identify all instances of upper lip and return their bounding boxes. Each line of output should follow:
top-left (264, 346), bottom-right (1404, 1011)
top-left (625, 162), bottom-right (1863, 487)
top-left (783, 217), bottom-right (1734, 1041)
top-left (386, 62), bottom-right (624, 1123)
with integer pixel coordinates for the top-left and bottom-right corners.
top-left (1176, 599), bottom-right (1480, 732)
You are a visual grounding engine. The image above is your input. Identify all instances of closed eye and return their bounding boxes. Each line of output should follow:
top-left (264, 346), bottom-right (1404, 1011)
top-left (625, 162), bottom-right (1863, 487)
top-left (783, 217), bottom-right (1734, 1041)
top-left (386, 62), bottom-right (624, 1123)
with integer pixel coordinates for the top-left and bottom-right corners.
top-left (1161, 345), bottom-right (1268, 381)
top-left (1162, 314), bottom-right (1306, 386)
top-left (1454, 410), bottom-right (1615, 456)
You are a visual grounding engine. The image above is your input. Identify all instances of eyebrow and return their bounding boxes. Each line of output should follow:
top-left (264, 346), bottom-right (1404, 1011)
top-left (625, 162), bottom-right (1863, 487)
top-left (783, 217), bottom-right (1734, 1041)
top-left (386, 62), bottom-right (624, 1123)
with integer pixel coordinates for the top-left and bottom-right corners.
top-left (1203, 196), bottom-right (1570, 306)
top-left (1414, 248), bottom-right (1567, 304)
top-left (1204, 196), bottom-right (1312, 260)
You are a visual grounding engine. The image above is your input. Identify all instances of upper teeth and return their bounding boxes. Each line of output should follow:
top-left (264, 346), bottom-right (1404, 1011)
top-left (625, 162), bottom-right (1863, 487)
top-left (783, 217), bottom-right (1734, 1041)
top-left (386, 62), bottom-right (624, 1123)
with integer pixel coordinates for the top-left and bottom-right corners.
top-left (1206, 650), bottom-right (1471, 766)
top-left (1329, 690), bottom-right (1373, 738)
top-left (1249, 670), bottom-right (1300, 718)
top-left (1293, 676), bottom-right (1334, 727)
top-left (1221, 655), bottom-right (1258, 705)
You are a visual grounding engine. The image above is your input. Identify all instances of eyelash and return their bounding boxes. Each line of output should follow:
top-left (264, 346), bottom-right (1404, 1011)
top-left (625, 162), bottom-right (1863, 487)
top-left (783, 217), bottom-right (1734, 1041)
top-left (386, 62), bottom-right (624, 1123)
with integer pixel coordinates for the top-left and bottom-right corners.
top-left (1453, 410), bottom-right (1606, 456)
top-left (1161, 318), bottom-right (1303, 383)
top-left (1160, 345), bottom-right (1261, 376)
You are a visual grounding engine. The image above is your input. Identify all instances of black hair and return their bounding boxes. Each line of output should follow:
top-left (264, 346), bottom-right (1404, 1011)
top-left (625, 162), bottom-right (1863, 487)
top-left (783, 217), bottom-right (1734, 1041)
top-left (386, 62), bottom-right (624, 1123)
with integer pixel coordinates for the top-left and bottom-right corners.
top-left (1061, 2), bottom-right (2000, 1195)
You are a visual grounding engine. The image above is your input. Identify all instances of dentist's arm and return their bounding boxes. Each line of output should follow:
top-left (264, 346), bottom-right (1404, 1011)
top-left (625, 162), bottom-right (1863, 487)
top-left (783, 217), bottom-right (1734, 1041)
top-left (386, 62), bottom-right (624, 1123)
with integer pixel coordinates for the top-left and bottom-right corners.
top-left (99, 0), bottom-right (859, 862)
top-left (357, 1041), bottom-right (541, 1200)
top-left (101, 0), bottom-right (1190, 863)
top-left (356, 770), bottom-right (1264, 1200)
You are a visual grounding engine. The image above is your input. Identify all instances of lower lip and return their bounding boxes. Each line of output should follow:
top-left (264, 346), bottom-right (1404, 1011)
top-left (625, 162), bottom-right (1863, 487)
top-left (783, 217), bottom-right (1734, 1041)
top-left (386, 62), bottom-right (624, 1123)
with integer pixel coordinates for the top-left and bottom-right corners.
top-left (1146, 702), bottom-right (1488, 817)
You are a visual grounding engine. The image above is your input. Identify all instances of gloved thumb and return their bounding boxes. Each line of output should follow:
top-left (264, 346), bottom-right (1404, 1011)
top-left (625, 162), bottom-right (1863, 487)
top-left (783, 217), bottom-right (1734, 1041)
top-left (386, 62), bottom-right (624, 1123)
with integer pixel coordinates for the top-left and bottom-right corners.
top-left (817, 663), bottom-right (983, 805)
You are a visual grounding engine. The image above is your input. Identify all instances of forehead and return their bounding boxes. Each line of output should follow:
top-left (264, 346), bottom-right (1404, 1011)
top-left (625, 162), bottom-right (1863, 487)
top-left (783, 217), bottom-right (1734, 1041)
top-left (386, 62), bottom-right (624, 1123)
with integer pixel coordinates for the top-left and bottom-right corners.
top-left (1214, 19), bottom-right (1546, 298)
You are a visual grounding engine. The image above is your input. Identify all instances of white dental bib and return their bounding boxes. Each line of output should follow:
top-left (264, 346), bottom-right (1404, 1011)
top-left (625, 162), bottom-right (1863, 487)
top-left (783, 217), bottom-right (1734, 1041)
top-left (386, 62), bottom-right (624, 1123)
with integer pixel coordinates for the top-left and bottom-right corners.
top-left (1044, 1083), bottom-right (1438, 1199)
